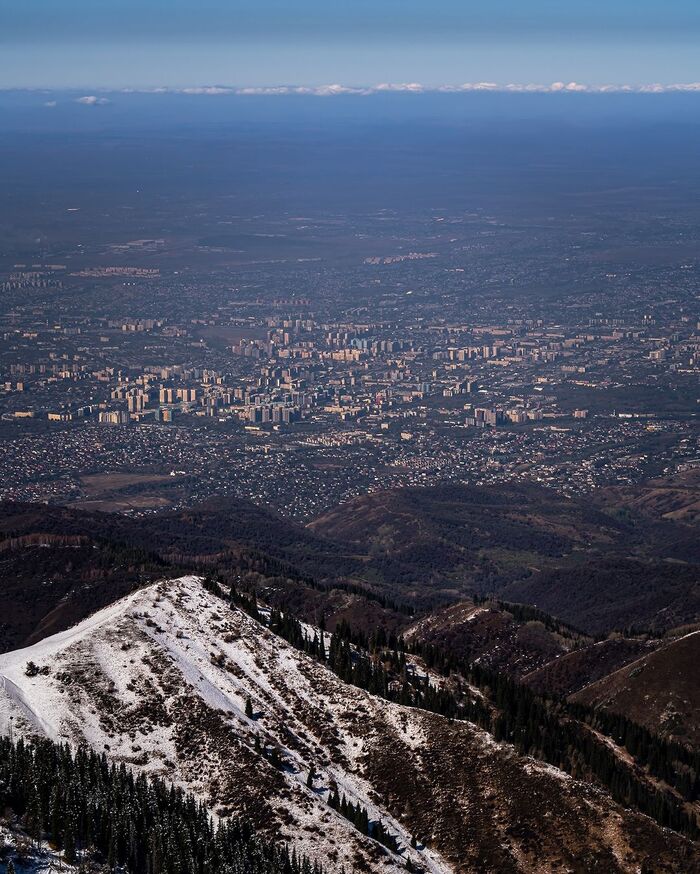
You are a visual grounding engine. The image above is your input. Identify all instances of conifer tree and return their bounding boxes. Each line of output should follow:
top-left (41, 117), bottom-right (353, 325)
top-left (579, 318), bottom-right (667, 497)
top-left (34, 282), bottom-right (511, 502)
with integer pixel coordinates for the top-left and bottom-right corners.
top-left (0, 734), bottom-right (320, 874)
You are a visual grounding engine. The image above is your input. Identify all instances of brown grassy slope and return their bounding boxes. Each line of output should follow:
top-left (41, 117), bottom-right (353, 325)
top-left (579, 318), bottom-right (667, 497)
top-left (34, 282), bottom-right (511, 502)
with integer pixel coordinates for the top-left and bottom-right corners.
top-left (599, 468), bottom-right (700, 526)
top-left (404, 601), bottom-right (578, 678)
top-left (523, 637), bottom-right (659, 697)
top-left (571, 631), bottom-right (700, 749)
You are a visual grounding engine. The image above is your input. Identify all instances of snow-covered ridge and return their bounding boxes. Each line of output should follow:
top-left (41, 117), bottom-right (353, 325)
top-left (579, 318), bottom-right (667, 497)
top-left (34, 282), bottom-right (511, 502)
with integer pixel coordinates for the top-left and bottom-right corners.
top-left (0, 576), bottom-right (692, 873)
top-left (0, 576), bottom-right (448, 874)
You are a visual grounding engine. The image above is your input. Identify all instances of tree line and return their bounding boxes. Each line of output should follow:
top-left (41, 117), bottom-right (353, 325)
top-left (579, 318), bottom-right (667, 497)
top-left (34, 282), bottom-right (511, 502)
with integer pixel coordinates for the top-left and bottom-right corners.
top-left (0, 735), bottom-right (322, 874)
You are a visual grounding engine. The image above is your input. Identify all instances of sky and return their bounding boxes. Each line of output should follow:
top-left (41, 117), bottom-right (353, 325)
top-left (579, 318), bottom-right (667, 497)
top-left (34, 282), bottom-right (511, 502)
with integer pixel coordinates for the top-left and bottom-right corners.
top-left (1, 0), bottom-right (700, 90)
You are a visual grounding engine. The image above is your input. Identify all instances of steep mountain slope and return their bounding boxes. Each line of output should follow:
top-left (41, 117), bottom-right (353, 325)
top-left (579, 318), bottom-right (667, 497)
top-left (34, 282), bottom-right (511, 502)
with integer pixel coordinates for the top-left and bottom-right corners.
top-left (308, 483), bottom-right (627, 605)
top-left (4, 480), bottom-right (700, 647)
top-left (403, 601), bottom-right (583, 678)
top-left (523, 637), bottom-right (660, 697)
top-left (0, 576), bottom-right (697, 873)
top-left (499, 559), bottom-right (700, 635)
top-left (571, 630), bottom-right (700, 750)
top-left (0, 497), bottom-right (338, 578)
top-left (1, 820), bottom-right (80, 873)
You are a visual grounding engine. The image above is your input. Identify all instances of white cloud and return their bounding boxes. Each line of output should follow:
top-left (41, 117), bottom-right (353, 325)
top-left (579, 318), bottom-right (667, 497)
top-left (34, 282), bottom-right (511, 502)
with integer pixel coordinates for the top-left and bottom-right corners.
top-left (662, 82), bottom-right (700, 91)
top-left (100, 82), bottom-right (700, 98)
top-left (181, 86), bottom-right (234, 95)
top-left (502, 83), bottom-right (542, 92)
top-left (434, 82), bottom-right (494, 92)
top-left (311, 83), bottom-right (360, 95)
top-left (374, 82), bottom-right (424, 93)
top-left (44, 100), bottom-right (57, 107)
top-left (75, 95), bottom-right (110, 105)
top-left (462, 82), bottom-right (500, 91)
top-left (235, 84), bottom-right (370, 96)
top-left (236, 86), bottom-right (288, 95)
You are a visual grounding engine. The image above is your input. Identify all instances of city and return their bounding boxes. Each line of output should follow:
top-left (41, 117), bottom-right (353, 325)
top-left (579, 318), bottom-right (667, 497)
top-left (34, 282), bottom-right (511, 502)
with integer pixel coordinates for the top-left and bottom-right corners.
top-left (1, 206), bottom-right (698, 518)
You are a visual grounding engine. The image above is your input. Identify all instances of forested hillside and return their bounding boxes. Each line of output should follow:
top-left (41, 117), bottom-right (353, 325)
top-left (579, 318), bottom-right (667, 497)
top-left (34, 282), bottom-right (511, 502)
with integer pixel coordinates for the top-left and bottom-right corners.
top-left (0, 736), bottom-right (320, 874)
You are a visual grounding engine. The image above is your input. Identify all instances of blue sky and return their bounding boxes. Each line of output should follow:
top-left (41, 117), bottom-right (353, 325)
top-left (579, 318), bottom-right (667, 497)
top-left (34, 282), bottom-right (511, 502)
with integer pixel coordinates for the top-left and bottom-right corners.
top-left (2, 0), bottom-right (699, 89)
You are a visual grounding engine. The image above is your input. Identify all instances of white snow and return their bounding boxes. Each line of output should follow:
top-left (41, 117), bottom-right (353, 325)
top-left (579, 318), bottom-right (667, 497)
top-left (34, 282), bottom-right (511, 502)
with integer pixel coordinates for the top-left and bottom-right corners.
top-left (0, 576), bottom-right (453, 874)
top-left (0, 822), bottom-right (78, 873)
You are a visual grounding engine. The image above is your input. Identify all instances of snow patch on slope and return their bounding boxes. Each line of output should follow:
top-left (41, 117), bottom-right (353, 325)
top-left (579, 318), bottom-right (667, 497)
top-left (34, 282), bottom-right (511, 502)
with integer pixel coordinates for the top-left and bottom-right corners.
top-left (0, 576), bottom-right (451, 874)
